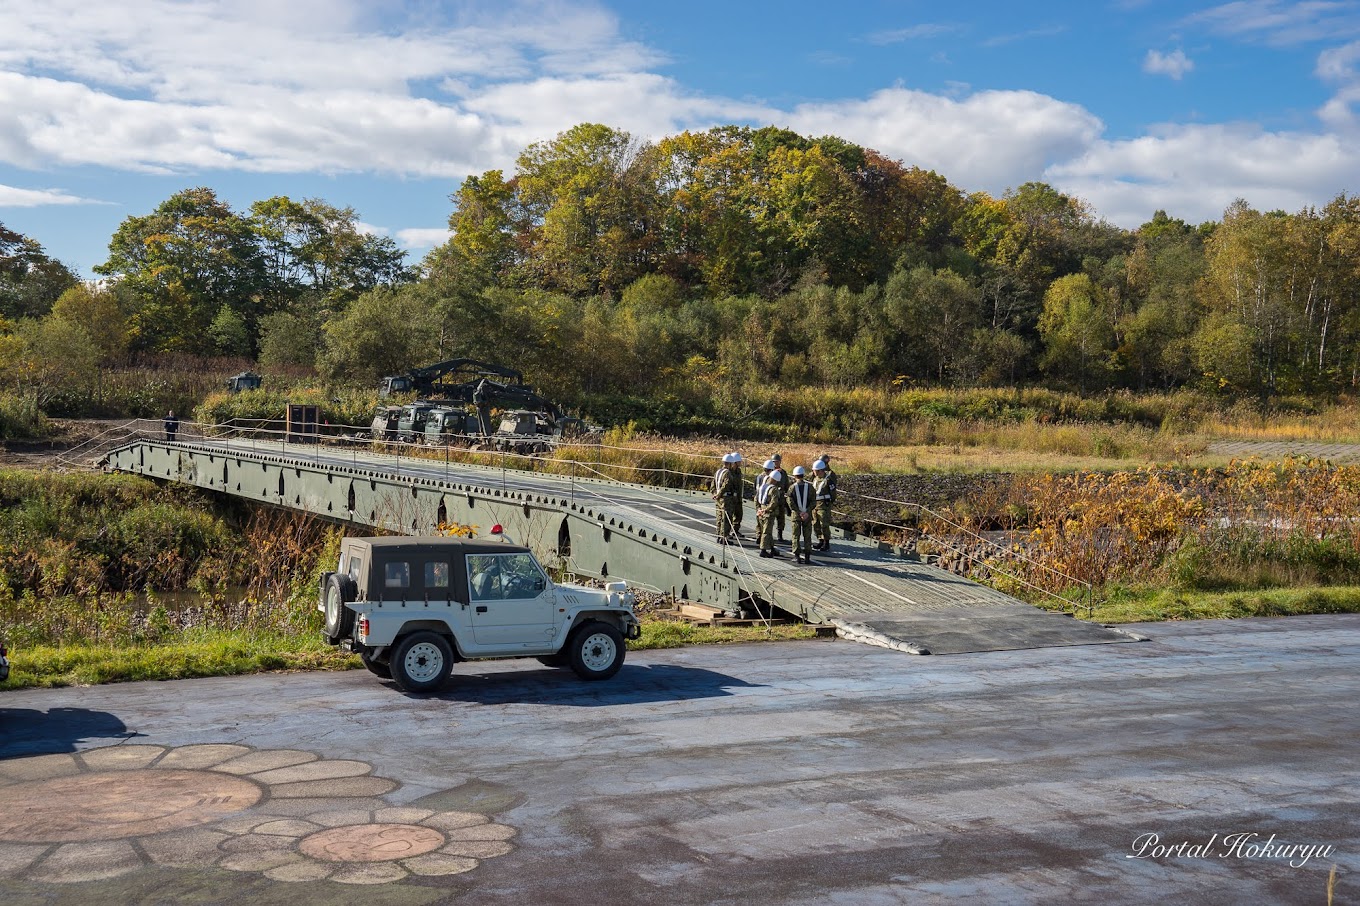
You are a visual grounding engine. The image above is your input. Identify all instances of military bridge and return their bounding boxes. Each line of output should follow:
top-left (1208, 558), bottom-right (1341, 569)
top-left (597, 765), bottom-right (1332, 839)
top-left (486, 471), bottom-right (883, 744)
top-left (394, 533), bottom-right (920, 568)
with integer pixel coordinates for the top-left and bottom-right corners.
top-left (95, 424), bottom-right (1135, 655)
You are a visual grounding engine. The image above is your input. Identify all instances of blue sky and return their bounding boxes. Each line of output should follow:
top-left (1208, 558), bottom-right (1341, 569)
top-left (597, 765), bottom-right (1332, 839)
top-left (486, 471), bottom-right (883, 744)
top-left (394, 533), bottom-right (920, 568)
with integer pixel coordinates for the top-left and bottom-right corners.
top-left (2, 0), bottom-right (1359, 277)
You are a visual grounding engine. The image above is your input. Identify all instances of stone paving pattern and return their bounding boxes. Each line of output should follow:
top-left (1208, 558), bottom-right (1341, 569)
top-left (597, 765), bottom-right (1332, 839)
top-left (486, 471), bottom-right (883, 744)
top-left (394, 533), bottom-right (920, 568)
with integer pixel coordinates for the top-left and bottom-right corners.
top-left (1, 615), bottom-right (1357, 904)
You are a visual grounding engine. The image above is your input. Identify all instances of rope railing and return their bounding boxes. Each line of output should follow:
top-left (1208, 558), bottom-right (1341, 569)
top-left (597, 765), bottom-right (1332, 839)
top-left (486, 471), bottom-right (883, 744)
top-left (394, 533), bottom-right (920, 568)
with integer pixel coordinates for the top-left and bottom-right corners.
top-left (831, 495), bottom-right (1093, 616)
top-left (845, 491), bottom-right (1093, 593)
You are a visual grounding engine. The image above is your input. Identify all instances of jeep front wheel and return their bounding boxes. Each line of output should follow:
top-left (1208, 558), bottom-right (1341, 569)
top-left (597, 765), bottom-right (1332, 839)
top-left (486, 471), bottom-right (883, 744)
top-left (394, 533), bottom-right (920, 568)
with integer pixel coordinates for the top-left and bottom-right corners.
top-left (567, 621), bottom-right (625, 681)
top-left (391, 632), bottom-right (453, 692)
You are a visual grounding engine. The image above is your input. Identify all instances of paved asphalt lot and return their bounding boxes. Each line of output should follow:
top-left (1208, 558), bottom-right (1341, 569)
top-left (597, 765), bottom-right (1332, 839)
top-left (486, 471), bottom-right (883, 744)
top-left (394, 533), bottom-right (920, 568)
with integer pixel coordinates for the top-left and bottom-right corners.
top-left (1, 615), bottom-right (1357, 905)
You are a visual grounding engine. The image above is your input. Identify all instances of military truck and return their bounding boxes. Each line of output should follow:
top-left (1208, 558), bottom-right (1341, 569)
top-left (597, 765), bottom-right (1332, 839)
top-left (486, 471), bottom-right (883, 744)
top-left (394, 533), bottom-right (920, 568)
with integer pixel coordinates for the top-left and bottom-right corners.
top-left (225, 371), bottom-right (262, 393)
top-left (369, 403), bottom-right (436, 444)
top-left (319, 536), bottom-right (641, 692)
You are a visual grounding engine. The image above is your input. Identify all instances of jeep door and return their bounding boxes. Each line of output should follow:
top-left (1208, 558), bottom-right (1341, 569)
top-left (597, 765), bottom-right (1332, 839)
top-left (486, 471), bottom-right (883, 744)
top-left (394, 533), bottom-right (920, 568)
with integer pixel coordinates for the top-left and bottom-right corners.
top-left (464, 552), bottom-right (556, 647)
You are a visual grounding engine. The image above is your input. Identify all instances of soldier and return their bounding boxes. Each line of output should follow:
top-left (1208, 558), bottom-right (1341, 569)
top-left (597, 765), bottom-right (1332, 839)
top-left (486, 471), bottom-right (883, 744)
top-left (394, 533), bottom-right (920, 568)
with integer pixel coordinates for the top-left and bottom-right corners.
top-left (770, 453), bottom-right (790, 542)
top-left (812, 458), bottom-right (837, 551)
top-left (755, 460), bottom-right (784, 558)
top-left (729, 452), bottom-right (745, 536)
top-left (163, 410), bottom-right (179, 442)
top-left (712, 453), bottom-right (740, 542)
top-left (786, 465), bottom-right (815, 564)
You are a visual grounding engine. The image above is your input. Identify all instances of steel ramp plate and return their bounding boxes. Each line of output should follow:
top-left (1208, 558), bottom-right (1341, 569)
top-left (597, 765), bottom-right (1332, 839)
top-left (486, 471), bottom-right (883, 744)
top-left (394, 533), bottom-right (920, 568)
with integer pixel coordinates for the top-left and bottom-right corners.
top-left (832, 604), bottom-right (1141, 655)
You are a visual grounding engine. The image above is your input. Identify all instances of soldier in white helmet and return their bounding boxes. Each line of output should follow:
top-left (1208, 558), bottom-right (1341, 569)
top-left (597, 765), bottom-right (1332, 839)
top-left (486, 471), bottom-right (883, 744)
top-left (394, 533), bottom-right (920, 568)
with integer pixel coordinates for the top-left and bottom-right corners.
top-left (812, 458), bottom-right (837, 551)
top-left (729, 452), bottom-right (745, 536)
top-left (755, 460), bottom-right (784, 558)
top-left (712, 453), bottom-right (741, 542)
top-left (770, 452), bottom-right (790, 542)
top-left (786, 465), bottom-right (815, 564)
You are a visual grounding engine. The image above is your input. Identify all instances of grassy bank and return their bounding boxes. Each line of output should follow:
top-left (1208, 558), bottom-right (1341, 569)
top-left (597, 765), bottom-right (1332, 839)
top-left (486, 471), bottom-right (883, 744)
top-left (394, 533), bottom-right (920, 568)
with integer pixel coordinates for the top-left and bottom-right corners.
top-left (0, 617), bottom-right (822, 690)
top-left (5, 630), bottom-right (356, 689)
top-left (1088, 584), bottom-right (1360, 624)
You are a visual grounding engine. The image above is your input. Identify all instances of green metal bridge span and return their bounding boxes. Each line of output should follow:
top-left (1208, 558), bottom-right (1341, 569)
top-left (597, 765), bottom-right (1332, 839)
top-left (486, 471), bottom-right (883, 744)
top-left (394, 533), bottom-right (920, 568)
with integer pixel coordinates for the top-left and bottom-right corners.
top-left (100, 432), bottom-right (1135, 655)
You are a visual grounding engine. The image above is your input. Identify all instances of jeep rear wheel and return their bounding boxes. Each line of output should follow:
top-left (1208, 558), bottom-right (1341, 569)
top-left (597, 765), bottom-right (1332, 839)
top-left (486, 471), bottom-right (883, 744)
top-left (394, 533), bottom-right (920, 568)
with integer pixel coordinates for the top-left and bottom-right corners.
top-left (391, 632), bottom-right (453, 692)
top-left (360, 650), bottom-right (391, 678)
top-left (567, 621), bottom-right (625, 681)
top-left (323, 573), bottom-right (357, 643)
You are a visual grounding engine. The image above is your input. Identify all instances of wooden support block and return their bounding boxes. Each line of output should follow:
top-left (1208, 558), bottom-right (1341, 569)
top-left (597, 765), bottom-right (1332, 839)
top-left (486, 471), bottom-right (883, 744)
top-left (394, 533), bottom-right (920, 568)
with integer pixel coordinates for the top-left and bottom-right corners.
top-left (679, 602), bottom-right (726, 621)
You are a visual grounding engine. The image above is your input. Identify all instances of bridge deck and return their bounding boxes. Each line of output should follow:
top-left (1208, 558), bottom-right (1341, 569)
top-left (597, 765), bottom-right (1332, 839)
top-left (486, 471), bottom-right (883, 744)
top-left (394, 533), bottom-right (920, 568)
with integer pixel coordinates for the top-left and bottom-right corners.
top-left (107, 437), bottom-right (1135, 655)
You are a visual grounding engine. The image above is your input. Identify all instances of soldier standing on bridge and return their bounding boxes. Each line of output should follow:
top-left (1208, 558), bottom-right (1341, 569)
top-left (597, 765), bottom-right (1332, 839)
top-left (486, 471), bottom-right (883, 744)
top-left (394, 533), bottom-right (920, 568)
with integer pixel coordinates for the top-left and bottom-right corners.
top-left (163, 410), bottom-right (179, 442)
top-left (730, 452), bottom-right (745, 536)
top-left (787, 465), bottom-right (815, 564)
top-left (713, 453), bottom-right (742, 542)
top-left (755, 460), bottom-right (784, 558)
top-left (812, 458), bottom-right (837, 551)
top-left (770, 453), bottom-right (790, 543)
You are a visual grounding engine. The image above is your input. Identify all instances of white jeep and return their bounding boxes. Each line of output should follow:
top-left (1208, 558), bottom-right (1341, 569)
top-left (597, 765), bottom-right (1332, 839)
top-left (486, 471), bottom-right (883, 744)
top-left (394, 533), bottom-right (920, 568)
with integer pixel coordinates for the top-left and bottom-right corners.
top-left (318, 536), bottom-right (641, 692)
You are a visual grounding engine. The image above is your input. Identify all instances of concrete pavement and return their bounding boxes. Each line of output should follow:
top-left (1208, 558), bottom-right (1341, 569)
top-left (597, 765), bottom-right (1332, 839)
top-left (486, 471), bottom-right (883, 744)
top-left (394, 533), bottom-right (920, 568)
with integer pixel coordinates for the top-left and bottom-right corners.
top-left (1, 614), bottom-right (1357, 904)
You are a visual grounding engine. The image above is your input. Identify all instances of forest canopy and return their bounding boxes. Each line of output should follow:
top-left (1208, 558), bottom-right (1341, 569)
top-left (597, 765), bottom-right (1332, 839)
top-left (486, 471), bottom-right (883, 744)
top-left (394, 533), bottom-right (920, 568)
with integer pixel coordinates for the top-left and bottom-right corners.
top-left (5, 123), bottom-right (1360, 417)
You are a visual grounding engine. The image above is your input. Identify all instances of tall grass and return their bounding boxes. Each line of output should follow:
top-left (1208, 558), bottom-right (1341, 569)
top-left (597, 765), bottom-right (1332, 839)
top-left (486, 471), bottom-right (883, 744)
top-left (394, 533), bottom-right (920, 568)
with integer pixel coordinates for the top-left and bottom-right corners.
top-left (0, 391), bottom-right (48, 440)
top-left (917, 458), bottom-right (1360, 601)
top-left (0, 469), bottom-right (340, 651)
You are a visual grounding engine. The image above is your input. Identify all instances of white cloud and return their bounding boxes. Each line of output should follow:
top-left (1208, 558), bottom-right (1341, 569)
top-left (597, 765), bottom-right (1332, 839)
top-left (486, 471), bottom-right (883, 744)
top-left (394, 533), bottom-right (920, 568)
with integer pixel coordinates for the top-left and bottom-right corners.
top-left (1144, 49), bottom-right (1195, 79)
top-left (784, 87), bottom-right (1103, 192)
top-left (0, 183), bottom-right (99, 206)
top-left (1046, 122), bottom-right (1354, 225)
top-left (1186, 1), bottom-right (1360, 46)
top-left (396, 227), bottom-right (453, 249)
top-left (0, 0), bottom-right (1357, 238)
top-left (865, 24), bottom-right (957, 45)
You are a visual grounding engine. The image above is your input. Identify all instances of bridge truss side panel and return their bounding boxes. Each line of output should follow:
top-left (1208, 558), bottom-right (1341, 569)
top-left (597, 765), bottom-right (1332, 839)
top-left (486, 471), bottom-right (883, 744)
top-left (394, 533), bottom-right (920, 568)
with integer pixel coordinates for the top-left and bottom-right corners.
top-left (104, 442), bottom-right (740, 609)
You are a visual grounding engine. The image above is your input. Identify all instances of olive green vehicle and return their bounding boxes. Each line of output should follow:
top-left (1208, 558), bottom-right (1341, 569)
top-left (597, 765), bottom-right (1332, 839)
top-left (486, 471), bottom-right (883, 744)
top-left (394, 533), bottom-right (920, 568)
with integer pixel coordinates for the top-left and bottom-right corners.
top-left (319, 536), bottom-right (641, 692)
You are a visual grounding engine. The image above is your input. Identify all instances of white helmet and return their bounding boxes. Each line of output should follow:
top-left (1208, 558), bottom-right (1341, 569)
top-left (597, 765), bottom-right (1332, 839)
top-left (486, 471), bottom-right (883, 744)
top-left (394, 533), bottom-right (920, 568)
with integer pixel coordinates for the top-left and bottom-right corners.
top-left (722, 453), bottom-right (736, 464)
top-left (813, 460), bottom-right (827, 471)
top-left (763, 459), bottom-right (776, 470)
top-left (792, 465), bottom-right (806, 476)
top-left (731, 452), bottom-right (743, 463)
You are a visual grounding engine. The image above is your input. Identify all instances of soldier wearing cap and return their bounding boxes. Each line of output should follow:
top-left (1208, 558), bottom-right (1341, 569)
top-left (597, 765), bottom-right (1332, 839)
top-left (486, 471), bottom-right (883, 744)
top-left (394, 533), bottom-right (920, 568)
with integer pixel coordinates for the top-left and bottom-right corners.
top-left (712, 453), bottom-right (743, 542)
top-left (786, 465), bottom-right (815, 563)
top-left (755, 460), bottom-right (784, 558)
top-left (812, 457), bottom-right (837, 551)
top-left (770, 453), bottom-right (790, 542)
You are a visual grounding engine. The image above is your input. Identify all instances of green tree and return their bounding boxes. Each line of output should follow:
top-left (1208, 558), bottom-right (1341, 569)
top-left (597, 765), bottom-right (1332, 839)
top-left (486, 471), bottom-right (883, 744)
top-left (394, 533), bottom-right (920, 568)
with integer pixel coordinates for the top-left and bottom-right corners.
top-left (257, 308), bottom-right (324, 369)
top-left (97, 188), bottom-right (265, 353)
top-left (1038, 273), bottom-right (1115, 391)
top-left (48, 284), bottom-right (128, 362)
top-left (318, 286), bottom-right (440, 383)
top-left (249, 196), bottom-right (410, 311)
top-left (514, 124), bottom-right (661, 297)
top-left (208, 306), bottom-right (252, 356)
top-left (0, 318), bottom-right (101, 406)
top-left (0, 223), bottom-right (78, 320)
top-left (882, 266), bottom-right (981, 382)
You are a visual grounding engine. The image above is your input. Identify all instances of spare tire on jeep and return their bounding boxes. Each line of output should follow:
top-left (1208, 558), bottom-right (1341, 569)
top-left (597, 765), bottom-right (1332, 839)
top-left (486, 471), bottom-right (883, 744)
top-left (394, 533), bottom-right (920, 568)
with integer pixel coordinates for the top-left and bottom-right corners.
top-left (322, 572), bottom-right (357, 643)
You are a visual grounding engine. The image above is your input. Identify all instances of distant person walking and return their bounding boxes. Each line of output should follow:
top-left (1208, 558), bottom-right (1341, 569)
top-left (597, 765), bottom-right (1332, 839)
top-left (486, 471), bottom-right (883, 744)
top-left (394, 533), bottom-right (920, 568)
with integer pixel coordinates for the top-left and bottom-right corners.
top-left (163, 410), bottom-right (179, 442)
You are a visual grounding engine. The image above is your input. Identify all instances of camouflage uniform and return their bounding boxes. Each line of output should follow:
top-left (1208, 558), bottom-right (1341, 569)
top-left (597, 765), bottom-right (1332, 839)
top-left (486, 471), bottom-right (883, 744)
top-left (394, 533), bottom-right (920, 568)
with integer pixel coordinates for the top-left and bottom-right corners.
top-left (813, 464), bottom-right (837, 550)
top-left (786, 475), bottom-right (815, 562)
top-left (771, 455), bottom-right (790, 540)
top-left (713, 462), bottom-right (740, 539)
top-left (755, 468), bottom-right (784, 556)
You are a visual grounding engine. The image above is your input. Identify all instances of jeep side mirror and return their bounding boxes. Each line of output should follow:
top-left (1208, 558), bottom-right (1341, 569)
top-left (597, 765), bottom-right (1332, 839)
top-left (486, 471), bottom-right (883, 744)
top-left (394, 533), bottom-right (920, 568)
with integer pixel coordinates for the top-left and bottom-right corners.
top-left (533, 576), bottom-right (545, 593)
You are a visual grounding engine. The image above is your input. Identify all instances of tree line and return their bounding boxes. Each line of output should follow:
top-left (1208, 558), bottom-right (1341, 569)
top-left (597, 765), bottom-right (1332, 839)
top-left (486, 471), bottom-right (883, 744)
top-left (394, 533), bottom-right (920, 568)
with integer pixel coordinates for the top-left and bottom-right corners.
top-left (4, 123), bottom-right (1360, 415)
